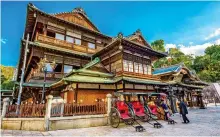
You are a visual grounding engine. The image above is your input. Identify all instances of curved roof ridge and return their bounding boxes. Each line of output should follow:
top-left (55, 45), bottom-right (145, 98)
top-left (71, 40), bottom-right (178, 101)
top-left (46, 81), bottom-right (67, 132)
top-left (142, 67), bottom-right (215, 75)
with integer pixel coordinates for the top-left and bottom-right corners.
top-left (154, 62), bottom-right (184, 70)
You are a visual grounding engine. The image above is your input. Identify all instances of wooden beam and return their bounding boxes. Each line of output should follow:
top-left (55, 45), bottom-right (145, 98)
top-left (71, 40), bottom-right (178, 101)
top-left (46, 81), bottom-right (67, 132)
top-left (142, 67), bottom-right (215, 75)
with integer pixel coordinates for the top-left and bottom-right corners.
top-left (31, 16), bottom-right (38, 41)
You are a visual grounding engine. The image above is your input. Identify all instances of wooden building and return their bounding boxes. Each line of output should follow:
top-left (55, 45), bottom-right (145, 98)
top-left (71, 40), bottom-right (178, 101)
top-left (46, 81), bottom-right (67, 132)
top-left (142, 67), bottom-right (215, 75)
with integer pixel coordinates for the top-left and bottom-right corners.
top-left (14, 3), bottom-right (207, 108)
top-left (14, 3), bottom-right (170, 104)
top-left (153, 63), bottom-right (208, 111)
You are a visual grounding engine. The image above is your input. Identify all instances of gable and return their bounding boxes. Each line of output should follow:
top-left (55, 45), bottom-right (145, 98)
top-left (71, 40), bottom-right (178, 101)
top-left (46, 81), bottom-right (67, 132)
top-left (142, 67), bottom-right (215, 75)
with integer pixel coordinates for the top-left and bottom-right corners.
top-left (54, 12), bottom-right (99, 32)
top-left (126, 30), bottom-right (152, 49)
top-left (131, 35), bottom-right (146, 46)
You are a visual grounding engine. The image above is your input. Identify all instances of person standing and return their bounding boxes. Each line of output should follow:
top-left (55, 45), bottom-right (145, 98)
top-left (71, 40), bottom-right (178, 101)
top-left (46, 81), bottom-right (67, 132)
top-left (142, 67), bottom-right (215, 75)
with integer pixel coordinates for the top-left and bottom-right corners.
top-left (179, 100), bottom-right (190, 123)
top-left (161, 100), bottom-right (169, 120)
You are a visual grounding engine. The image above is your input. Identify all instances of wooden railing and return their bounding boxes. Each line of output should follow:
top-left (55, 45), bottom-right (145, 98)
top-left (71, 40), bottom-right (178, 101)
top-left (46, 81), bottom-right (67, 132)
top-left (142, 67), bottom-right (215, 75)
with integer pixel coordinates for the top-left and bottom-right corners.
top-left (116, 71), bottom-right (160, 80)
top-left (32, 72), bottom-right (64, 79)
top-left (5, 102), bottom-right (106, 118)
top-left (5, 104), bottom-right (46, 118)
top-left (36, 34), bottom-right (96, 54)
top-left (51, 102), bottom-right (106, 117)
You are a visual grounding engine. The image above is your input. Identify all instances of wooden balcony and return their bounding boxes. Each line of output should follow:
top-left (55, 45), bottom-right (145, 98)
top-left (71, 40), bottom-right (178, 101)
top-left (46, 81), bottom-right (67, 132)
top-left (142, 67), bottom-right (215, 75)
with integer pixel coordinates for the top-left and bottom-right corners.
top-left (36, 34), bottom-right (96, 54)
top-left (26, 68), bottom-right (64, 82)
top-left (117, 71), bottom-right (160, 81)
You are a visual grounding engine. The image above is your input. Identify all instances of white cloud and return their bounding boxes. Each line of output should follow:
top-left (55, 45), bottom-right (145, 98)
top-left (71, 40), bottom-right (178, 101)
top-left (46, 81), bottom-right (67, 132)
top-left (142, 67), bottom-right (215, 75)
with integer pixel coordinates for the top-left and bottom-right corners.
top-left (165, 44), bottom-right (176, 51)
top-left (0, 38), bottom-right (7, 44)
top-left (165, 39), bottom-right (220, 56)
top-left (179, 43), bottom-right (212, 56)
top-left (205, 28), bottom-right (220, 40)
top-left (215, 39), bottom-right (220, 45)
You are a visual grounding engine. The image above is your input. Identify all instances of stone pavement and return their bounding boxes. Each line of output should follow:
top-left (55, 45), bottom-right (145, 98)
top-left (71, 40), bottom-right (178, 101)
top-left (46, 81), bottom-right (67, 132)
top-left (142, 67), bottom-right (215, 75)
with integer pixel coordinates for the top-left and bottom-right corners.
top-left (1, 105), bottom-right (220, 136)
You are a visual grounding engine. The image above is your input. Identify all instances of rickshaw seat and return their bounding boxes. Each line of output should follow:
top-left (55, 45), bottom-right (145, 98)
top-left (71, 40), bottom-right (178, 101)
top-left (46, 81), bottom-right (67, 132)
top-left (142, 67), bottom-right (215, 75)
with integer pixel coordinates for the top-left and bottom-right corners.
top-left (130, 101), bottom-right (145, 117)
top-left (116, 101), bottom-right (131, 119)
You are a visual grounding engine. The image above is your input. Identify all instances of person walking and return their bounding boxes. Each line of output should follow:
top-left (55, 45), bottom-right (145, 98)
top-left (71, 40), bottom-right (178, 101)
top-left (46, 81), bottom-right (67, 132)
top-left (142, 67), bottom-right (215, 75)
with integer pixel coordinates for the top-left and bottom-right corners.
top-left (179, 100), bottom-right (190, 124)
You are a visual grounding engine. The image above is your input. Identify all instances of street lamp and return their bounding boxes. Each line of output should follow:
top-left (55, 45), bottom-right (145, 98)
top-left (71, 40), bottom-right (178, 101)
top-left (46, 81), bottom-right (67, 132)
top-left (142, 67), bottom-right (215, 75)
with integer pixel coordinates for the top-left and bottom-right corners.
top-left (38, 55), bottom-right (56, 104)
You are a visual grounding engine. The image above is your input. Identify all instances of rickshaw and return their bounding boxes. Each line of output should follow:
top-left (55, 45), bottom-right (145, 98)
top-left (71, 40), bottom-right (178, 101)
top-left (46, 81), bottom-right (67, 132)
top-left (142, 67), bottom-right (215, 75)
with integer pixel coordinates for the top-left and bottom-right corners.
top-left (148, 93), bottom-right (177, 124)
top-left (109, 92), bottom-right (163, 130)
top-left (109, 100), bottom-right (146, 132)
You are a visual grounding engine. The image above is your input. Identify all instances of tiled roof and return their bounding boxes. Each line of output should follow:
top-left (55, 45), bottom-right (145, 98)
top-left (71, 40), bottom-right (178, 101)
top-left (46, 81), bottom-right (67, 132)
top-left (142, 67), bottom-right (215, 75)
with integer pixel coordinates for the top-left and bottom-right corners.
top-left (122, 76), bottom-right (167, 85)
top-left (15, 82), bottom-right (51, 88)
top-left (153, 64), bottom-right (183, 75)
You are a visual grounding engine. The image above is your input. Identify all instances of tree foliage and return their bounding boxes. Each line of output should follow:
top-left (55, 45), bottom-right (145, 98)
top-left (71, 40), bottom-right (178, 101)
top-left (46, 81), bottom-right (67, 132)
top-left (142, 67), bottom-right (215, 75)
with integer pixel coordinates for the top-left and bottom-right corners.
top-left (151, 39), bottom-right (165, 52)
top-left (151, 40), bottom-right (220, 83)
top-left (0, 65), bottom-right (15, 89)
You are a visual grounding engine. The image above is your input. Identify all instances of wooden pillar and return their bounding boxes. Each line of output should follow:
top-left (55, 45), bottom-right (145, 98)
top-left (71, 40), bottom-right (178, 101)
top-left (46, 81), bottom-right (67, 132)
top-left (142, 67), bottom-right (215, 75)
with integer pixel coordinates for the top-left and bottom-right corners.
top-left (74, 84), bottom-right (78, 104)
top-left (43, 24), bottom-right (47, 36)
top-left (190, 92), bottom-right (193, 107)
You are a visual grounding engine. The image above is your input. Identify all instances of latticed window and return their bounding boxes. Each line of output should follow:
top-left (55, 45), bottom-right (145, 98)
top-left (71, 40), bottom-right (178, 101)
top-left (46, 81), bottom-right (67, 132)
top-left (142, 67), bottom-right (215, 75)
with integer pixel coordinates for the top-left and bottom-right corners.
top-left (134, 62), bottom-right (139, 73)
top-left (143, 65), bottom-right (148, 74)
top-left (123, 60), bottom-right (129, 71)
top-left (147, 65), bottom-right (152, 75)
top-left (128, 61), bottom-right (133, 72)
top-left (139, 63), bottom-right (143, 74)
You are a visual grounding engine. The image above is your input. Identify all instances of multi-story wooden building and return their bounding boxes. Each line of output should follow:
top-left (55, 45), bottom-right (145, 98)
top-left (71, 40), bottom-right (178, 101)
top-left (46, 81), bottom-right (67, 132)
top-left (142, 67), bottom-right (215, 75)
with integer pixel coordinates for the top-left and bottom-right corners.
top-left (14, 3), bottom-right (207, 108)
top-left (14, 3), bottom-right (169, 104)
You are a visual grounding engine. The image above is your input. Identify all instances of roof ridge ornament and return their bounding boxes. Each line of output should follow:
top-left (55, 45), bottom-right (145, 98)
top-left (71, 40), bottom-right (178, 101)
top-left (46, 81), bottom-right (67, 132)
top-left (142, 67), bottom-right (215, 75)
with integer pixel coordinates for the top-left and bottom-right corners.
top-left (118, 32), bottom-right (123, 39)
top-left (135, 29), bottom-right (141, 35)
top-left (73, 7), bottom-right (87, 17)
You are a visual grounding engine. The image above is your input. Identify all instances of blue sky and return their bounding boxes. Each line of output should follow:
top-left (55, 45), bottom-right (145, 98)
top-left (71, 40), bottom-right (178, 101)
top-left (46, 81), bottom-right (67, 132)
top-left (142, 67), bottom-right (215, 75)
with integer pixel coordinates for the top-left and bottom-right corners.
top-left (1, 1), bottom-right (220, 67)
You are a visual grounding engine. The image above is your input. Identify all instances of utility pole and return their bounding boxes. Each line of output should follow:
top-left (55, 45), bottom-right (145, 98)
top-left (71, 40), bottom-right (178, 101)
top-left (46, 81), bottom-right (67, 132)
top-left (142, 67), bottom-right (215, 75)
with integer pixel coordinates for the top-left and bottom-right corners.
top-left (16, 34), bottom-right (29, 115)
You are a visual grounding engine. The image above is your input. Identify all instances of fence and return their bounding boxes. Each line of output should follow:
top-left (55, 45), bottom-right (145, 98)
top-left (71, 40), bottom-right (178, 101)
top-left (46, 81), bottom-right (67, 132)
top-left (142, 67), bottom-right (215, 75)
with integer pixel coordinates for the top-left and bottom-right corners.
top-left (4, 102), bottom-right (106, 118)
top-left (5, 104), bottom-right (46, 118)
top-left (51, 102), bottom-right (106, 117)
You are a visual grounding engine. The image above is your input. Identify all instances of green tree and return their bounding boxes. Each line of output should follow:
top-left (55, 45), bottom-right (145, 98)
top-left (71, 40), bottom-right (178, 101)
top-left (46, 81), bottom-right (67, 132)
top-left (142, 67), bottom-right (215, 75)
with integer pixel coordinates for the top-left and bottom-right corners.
top-left (0, 65), bottom-right (15, 89)
top-left (192, 45), bottom-right (220, 82)
top-left (151, 39), bottom-right (165, 52)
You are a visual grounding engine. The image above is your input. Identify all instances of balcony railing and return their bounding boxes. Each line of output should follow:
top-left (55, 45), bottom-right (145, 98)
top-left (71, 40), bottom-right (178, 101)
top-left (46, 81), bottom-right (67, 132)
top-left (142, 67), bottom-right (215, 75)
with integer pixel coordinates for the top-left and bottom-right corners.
top-left (26, 68), bottom-right (64, 82)
top-left (36, 33), bottom-right (96, 54)
top-left (117, 71), bottom-right (160, 80)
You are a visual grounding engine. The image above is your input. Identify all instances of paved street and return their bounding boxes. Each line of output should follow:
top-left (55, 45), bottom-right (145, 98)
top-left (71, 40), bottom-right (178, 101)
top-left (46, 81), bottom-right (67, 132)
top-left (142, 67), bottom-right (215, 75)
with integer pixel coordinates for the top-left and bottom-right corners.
top-left (1, 105), bottom-right (220, 136)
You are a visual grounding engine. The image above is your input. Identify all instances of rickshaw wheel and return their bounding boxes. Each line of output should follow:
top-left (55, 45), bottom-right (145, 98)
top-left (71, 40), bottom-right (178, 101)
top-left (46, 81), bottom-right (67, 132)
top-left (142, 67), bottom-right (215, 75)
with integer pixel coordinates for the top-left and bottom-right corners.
top-left (109, 108), bottom-right (120, 128)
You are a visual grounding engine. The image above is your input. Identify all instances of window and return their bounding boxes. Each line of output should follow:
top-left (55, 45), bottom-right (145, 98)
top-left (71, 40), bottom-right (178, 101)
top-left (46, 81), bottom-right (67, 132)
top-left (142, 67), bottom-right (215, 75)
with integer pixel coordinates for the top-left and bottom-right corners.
top-left (88, 43), bottom-right (95, 49)
top-left (47, 31), bottom-right (55, 38)
top-left (75, 38), bottom-right (81, 45)
top-left (143, 65), bottom-right (148, 74)
top-left (123, 60), bottom-right (129, 71)
top-left (128, 61), bottom-right (133, 72)
top-left (64, 65), bottom-right (73, 73)
top-left (66, 36), bottom-right (74, 43)
top-left (55, 33), bottom-right (64, 40)
top-left (54, 64), bottom-right (62, 73)
top-left (134, 62), bottom-right (139, 73)
top-left (139, 63), bottom-right (143, 74)
top-left (45, 63), bottom-right (53, 72)
top-left (147, 65), bottom-right (152, 75)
